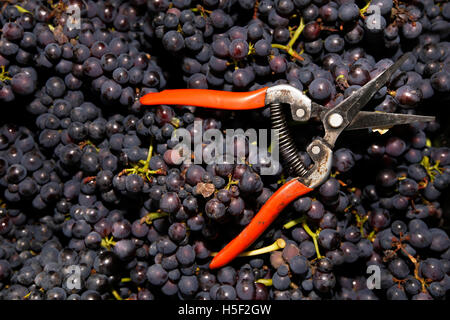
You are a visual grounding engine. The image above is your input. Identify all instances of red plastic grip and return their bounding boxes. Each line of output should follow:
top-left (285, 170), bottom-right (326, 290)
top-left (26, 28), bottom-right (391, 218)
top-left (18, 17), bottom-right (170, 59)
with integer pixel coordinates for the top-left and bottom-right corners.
top-left (139, 88), bottom-right (268, 110)
top-left (209, 179), bottom-right (313, 269)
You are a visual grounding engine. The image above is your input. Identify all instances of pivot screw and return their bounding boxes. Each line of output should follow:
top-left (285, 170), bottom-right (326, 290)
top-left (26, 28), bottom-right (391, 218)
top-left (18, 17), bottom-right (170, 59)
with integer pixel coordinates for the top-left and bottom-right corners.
top-left (328, 113), bottom-right (344, 128)
top-left (296, 108), bottom-right (306, 119)
top-left (311, 145), bottom-right (321, 155)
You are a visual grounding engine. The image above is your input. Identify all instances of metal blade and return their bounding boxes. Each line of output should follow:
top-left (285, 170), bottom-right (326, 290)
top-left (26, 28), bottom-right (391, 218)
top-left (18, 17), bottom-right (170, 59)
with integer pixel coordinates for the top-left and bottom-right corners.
top-left (346, 111), bottom-right (435, 131)
top-left (331, 53), bottom-right (410, 124)
top-left (320, 54), bottom-right (411, 147)
top-left (310, 102), bottom-right (326, 118)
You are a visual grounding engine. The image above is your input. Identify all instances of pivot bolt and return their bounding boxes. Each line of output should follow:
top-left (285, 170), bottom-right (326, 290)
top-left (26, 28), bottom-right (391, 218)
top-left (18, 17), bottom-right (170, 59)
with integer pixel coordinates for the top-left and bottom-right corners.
top-left (311, 145), bottom-right (321, 155)
top-left (296, 108), bottom-right (306, 119)
top-left (328, 113), bottom-right (344, 128)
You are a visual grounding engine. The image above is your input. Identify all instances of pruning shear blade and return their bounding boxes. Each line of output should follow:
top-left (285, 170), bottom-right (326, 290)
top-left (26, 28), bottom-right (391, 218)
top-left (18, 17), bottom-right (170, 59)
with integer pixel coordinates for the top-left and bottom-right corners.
top-left (345, 111), bottom-right (436, 131)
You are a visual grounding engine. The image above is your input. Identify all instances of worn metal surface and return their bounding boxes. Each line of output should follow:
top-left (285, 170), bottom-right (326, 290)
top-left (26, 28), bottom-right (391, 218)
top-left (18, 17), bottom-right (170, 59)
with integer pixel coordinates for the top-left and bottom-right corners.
top-left (266, 85), bottom-right (312, 122)
top-left (299, 139), bottom-right (333, 188)
top-left (346, 111), bottom-right (435, 130)
top-left (270, 102), bottom-right (309, 177)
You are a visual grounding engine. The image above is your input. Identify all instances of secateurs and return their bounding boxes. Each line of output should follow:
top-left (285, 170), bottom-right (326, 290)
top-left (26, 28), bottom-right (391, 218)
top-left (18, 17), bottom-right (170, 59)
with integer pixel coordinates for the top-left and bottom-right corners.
top-left (140, 54), bottom-right (435, 269)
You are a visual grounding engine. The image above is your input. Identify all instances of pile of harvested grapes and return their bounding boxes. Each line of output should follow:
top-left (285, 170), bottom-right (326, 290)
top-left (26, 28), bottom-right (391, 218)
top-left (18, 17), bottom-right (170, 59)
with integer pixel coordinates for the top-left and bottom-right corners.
top-left (0, 0), bottom-right (449, 301)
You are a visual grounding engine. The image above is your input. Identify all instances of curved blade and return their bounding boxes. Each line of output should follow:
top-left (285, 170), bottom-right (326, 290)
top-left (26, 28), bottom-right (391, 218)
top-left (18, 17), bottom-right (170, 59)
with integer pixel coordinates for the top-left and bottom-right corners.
top-left (346, 111), bottom-right (435, 131)
top-left (321, 54), bottom-right (411, 147)
top-left (333, 53), bottom-right (410, 124)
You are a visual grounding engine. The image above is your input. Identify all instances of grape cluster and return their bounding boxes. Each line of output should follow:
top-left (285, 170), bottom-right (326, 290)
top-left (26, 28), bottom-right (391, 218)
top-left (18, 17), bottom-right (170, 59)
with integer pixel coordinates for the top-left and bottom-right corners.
top-left (0, 0), bottom-right (166, 110)
top-left (0, 0), bottom-right (449, 301)
top-left (147, 0), bottom-right (450, 112)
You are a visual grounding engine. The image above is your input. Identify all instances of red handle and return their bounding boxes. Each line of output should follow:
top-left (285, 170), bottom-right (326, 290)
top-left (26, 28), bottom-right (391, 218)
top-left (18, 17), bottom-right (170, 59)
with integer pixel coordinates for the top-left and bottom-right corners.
top-left (139, 88), bottom-right (268, 110)
top-left (209, 179), bottom-right (313, 269)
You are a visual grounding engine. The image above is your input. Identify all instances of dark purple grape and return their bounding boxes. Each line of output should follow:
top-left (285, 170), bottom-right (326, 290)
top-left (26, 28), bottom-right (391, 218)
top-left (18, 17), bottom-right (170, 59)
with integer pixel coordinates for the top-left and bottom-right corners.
top-left (269, 56), bottom-right (287, 73)
top-left (388, 258), bottom-right (410, 279)
top-left (333, 148), bottom-right (354, 172)
top-left (313, 271), bottom-right (336, 293)
top-left (385, 137), bottom-right (406, 157)
top-left (319, 229), bottom-right (340, 250)
top-left (409, 228), bottom-right (432, 249)
top-left (394, 85), bottom-right (423, 107)
top-left (254, 39), bottom-right (271, 56)
top-left (419, 258), bottom-right (444, 281)
top-left (288, 255), bottom-right (308, 275)
top-left (205, 198), bottom-right (226, 221)
top-left (11, 72), bottom-right (36, 96)
top-left (338, 3), bottom-right (359, 22)
top-left (162, 31), bottom-right (185, 52)
top-left (160, 192), bottom-right (181, 213)
top-left (430, 71), bottom-right (450, 92)
top-left (402, 22), bottom-right (422, 39)
top-left (229, 39), bottom-right (249, 60)
top-left (147, 264), bottom-right (168, 286)
top-left (308, 78), bottom-right (332, 100)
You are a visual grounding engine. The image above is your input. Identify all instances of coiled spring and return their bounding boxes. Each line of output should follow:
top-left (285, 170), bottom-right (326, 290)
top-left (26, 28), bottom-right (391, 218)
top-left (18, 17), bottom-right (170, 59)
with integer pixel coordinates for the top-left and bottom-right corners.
top-left (270, 103), bottom-right (308, 177)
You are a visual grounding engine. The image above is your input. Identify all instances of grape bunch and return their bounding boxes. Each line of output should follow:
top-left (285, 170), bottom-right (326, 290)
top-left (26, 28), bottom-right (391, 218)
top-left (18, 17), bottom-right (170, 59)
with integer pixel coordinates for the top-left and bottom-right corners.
top-left (147, 0), bottom-right (450, 110)
top-left (0, 0), bottom-right (449, 301)
top-left (0, 0), bottom-right (166, 112)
